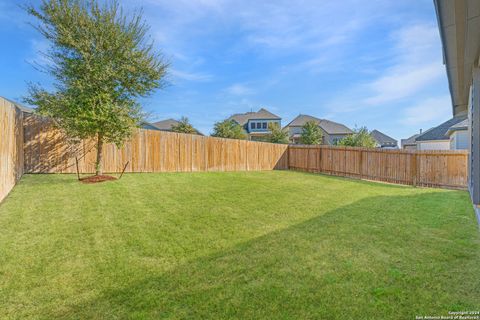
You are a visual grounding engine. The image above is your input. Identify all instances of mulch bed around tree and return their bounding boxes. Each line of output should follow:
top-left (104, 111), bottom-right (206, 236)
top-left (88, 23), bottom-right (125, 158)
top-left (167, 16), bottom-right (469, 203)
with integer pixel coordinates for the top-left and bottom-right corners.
top-left (80, 175), bottom-right (117, 184)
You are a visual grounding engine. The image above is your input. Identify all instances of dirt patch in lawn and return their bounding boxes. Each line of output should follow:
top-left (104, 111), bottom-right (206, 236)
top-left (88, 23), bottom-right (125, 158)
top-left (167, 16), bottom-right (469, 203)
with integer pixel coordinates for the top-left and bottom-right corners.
top-left (80, 175), bottom-right (117, 184)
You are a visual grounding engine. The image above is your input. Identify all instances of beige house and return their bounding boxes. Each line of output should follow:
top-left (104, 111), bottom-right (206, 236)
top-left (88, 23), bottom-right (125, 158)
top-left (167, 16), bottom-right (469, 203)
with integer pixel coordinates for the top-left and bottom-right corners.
top-left (405, 116), bottom-right (468, 151)
top-left (283, 114), bottom-right (353, 145)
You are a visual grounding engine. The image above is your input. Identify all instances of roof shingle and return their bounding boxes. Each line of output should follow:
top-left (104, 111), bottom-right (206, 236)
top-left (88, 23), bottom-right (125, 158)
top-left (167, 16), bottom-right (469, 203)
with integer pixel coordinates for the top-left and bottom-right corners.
top-left (370, 129), bottom-right (397, 146)
top-left (151, 119), bottom-right (203, 135)
top-left (152, 119), bottom-right (180, 130)
top-left (284, 114), bottom-right (353, 135)
top-left (401, 133), bottom-right (421, 146)
top-left (416, 116), bottom-right (467, 141)
top-left (228, 108), bottom-right (281, 126)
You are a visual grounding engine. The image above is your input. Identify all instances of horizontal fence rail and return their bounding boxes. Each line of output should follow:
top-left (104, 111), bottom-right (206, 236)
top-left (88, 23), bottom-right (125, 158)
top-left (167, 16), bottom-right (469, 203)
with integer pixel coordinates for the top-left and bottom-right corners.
top-left (288, 145), bottom-right (468, 189)
top-left (23, 115), bottom-right (289, 174)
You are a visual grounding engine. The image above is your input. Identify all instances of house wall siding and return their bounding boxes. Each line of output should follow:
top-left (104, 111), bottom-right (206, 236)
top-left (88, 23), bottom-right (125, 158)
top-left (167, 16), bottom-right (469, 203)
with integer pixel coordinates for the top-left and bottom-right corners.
top-left (417, 140), bottom-right (450, 150)
top-left (246, 119), bottom-right (281, 134)
top-left (469, 67), bottom-right (480, 204)
top-left (450, 130), bottom-right (469, 150)
top-left (326, 133), bottom-right (349, 145)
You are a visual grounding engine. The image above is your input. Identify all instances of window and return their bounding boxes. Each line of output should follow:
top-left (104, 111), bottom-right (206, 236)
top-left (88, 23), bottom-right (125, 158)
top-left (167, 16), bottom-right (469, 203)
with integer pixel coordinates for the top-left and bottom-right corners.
top-left (250, 122), bottom-right (255, 130)
top-left (262, 122), bottom-right (267, 129)
top-left (256, 122), bottom-right (262, 129)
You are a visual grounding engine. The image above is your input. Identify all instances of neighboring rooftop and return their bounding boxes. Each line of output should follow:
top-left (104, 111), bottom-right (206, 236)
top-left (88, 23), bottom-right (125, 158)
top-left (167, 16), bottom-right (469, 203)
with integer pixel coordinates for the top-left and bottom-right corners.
top-left (151, 118), bottom-right (203, 135)
top-left (228, 108), bottom-right (281, 126)
top-left (370, 130), bottom-right (397, 146)
top-left (416, 116), bottom-right (468, 141)
top-left (284, 114), bottom-right (353, 135)
top-left (152, 119), bottom-right (181, 131)
top-left (447, 118), bottom-right (468, 132)
top-left (401, 133), bottom-right (421, 147)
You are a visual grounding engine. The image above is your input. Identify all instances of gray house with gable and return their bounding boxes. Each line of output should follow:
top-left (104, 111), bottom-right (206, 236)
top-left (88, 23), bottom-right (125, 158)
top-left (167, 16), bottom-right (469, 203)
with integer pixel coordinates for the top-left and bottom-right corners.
top-left (283, 114), bottom-right (353, 145)
top-left (227, 108), bottom-right (281, 141)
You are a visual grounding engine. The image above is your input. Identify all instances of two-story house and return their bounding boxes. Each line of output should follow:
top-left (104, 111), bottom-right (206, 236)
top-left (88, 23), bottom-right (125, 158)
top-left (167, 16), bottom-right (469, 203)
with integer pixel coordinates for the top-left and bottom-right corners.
top-left (228, 108), bottom-right (281, 141)
top-left (283, 114), bottom-right (353, 145)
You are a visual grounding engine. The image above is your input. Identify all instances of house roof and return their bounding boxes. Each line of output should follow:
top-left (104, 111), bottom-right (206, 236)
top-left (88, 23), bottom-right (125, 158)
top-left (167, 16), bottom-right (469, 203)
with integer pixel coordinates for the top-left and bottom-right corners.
top-left (152, 119), bottom-right (180, 130)
top-left (370, 130), bottom-right (397, 145)
top-left (401, 133), bottom-right (421, 146)
top-left (416, 116), bottom-right (467, 141)
top-left (151, 118), bottom-right (203, 135)
top-left (284, 114), bottom-right (353, 135)
top-left (141, 122), bottom-right (162, 131)
top-left (228, 108), bottom-right (281, 126)
top-left (449, 118), bottom-right (468, 130)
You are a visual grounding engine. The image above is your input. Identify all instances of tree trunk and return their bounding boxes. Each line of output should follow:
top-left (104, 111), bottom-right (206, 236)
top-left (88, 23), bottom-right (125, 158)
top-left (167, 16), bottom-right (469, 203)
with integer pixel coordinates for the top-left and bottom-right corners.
top-left (96, 133), bottom-right (104, 176)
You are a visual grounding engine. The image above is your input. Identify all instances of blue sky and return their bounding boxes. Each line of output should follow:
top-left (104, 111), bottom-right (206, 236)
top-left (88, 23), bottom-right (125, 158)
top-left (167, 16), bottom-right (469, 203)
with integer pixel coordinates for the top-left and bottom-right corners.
top-left (0, 0), bottom-right (452, 140)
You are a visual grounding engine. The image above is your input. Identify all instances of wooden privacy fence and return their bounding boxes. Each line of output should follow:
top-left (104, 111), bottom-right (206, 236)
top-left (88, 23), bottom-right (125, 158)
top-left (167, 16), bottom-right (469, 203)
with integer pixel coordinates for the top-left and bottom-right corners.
top-left (288, 145), bottom-right (468, 189)
top-left (23, 115), bottom-right (289, 174)
top-left (11, 114), bottom-right (470, 190)
top-left (0, 97), bottom-right (24, 202)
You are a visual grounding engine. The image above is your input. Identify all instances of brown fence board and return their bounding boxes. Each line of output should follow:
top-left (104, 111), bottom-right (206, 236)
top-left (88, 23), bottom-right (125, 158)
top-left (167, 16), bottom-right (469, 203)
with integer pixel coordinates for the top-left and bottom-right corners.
top-left (7, 113), bottom-right (471, 191)
top-left (23, 115), bottom-right (289, 174)
top-left (0, 98), bottom-right (24, 202)
top-left (288, 145), bottom-right (468, 189)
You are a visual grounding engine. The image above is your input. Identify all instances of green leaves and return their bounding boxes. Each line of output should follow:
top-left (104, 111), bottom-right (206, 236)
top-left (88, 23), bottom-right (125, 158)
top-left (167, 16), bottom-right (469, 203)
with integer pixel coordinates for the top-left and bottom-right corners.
top-left (337, 127), bottom-right (377, 148)
top-left (268, 122), bottom-right (289, 144)
top-left (211, 119), bottom-right (247, 140)
top-left (171, 117), bottom-right (199, 135)
top-left (300, 120), bottom-right (323, 145)
top-left (25, 0), bottom-right (168, 148)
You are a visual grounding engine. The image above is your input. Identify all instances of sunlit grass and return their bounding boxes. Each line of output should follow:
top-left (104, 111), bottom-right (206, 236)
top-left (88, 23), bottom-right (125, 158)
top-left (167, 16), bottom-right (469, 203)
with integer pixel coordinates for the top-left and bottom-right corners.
top-left (0, 171), bottom-right (478, 319)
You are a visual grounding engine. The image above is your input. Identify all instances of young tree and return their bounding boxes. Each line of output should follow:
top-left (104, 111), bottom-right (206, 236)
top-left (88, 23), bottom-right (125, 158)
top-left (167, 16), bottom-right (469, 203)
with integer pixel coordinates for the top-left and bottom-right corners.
top-left (268, 122), bottom-right (289, 144)
top-left (171, 117), bottom-right (198, 134)
top-left (211, 119), bottom-right (247, 139)
top-left (300, 120), bottom-right (323, 144)
top-left (337, 126), bottom-right (376, 148)
top-left (24, 0), bottom-right (168, 175)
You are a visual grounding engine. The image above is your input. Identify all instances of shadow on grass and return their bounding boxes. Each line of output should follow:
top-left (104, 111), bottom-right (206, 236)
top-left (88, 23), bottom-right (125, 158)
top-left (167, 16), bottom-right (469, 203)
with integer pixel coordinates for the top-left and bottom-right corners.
top-left (51, 191), bottom-right (479, 319)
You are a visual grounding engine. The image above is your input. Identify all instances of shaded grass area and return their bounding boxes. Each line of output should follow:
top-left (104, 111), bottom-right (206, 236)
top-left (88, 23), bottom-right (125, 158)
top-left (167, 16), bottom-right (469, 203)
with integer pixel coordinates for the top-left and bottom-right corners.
top-left (0, 171), bottom-right (479, 319)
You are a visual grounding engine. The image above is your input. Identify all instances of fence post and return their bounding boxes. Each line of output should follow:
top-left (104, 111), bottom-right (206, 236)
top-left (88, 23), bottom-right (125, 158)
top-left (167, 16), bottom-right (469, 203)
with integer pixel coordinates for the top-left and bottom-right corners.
top-left (319, 146), bottom-right (323, 173)
top-left (359, 149), bottom-right (363, 179)
top-left (411, 152), bottom-right (417, 187)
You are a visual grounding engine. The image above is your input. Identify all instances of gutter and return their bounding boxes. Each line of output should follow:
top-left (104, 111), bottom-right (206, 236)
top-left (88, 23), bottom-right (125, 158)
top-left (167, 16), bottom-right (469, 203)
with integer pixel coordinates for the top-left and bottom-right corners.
top-left (433, 0), bottom-right (457, 116)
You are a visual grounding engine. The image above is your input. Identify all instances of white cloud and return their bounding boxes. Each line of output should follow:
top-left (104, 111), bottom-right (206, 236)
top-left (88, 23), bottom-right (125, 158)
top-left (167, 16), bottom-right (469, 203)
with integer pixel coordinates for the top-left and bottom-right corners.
top-left (400, 95), bottom-right (452, 125)
top-left (363, 24), bottom-right (444, 105)
top-left (364, 63), bottom-right (444, 105)
top-left (169, 69), bottom-right (213, 82)
top-left (225, 83), bottom-right (253, 95)
top-left (326, 23), bottom-right (447, 115)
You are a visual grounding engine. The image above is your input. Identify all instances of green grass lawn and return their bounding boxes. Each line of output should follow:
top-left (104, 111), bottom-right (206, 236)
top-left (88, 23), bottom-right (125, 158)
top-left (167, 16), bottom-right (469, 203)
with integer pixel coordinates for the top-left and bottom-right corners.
top-left (0, 171), bottom-right (479, 319)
